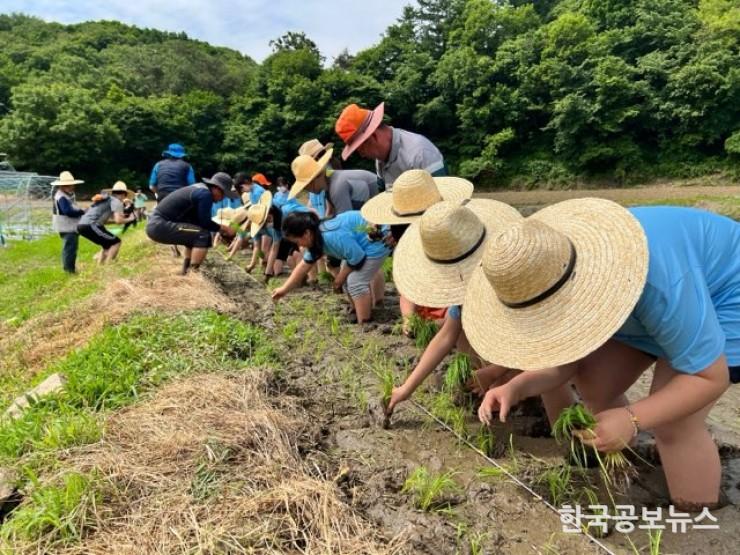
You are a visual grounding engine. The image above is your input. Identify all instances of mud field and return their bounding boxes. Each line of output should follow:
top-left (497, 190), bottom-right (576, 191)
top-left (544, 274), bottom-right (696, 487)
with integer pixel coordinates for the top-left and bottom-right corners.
top-left (200, 251), bottom-right (740, 555)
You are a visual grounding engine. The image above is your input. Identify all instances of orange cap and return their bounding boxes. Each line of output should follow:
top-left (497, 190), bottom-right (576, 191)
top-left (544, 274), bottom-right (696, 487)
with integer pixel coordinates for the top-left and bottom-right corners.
top-left (334, 102), bottom-right (385, 160)
top-left (251, 173), bottom-right (272, 186)
top-left (335, 104), bottom-right (371, 143)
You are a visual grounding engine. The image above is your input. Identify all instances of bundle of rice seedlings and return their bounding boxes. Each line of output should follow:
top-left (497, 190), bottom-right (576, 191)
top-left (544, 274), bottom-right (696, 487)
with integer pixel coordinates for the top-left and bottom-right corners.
top-left (553, 403), bottom-right (637, 494)
top-left (402, 466), bottom-right (460, 512)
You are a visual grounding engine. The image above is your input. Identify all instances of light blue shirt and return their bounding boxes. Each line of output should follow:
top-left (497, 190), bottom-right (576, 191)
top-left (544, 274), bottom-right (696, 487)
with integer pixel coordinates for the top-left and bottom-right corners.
top-left (614, 207), bottom-right (740, 373)
top-left (249, 183), bottom-right (266, 205)
top-left (447, 305), bottom-right (462, 320)
top-left (273, 189), bottom-right (289, 208)
top-left (309, 191), bottom-right (327, 218)
top-left (303, 211), bottom-right (390, 266)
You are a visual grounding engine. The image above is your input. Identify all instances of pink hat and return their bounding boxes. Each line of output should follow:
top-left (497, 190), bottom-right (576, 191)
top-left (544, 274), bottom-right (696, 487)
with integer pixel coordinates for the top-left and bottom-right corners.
top-left (335, 102), bottom-right (385, 160)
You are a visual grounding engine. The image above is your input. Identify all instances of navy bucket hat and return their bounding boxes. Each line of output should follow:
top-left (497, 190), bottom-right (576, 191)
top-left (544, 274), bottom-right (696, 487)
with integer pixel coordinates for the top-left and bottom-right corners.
top-left (162, 143), bottom-right (187, 158)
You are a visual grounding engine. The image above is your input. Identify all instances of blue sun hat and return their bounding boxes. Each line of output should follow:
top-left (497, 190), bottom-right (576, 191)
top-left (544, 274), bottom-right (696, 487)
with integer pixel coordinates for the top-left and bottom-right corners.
top-left (162, 143), bottom-right (187, 158)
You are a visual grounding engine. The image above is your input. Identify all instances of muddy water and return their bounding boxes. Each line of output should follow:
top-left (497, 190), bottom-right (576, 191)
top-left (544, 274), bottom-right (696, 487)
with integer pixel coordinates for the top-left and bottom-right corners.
top-left (203, 254), bottom-right (740, 555)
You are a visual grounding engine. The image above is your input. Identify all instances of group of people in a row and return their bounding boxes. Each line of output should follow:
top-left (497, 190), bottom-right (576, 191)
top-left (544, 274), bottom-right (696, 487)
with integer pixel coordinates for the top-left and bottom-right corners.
top-left (51, 101), bottom-right (739, 513)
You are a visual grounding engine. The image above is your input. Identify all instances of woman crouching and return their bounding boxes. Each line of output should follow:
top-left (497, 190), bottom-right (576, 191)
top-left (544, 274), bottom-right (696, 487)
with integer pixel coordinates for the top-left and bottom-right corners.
top-left (271, 211), bottom-right (390, 324)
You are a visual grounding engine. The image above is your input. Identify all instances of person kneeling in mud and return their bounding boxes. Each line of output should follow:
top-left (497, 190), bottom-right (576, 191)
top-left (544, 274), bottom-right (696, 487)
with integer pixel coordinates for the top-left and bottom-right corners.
top-left (468, 200), bottom-right (740, 511)
top-left (146, 172), bottom-right (237, 274)
top-left (271, 211), bottom-right (390, 324)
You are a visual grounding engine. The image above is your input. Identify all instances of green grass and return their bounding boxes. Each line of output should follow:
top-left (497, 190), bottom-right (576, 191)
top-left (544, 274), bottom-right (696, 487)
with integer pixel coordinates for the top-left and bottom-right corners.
top-left (382, 256), bottom-right (393, 282)
top-left (0, 229), bottom-right (155, 326)
top-left (0, 310), bottom-right (275, 463)
top-left (1, 470), bottom-right (101, 548)
top-left (402, 466), bottom-right (460, 512)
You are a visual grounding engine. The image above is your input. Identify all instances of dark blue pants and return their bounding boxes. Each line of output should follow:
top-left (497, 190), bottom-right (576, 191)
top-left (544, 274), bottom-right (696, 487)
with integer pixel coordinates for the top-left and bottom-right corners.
top-left (60, 232), bottom-right (78, 273)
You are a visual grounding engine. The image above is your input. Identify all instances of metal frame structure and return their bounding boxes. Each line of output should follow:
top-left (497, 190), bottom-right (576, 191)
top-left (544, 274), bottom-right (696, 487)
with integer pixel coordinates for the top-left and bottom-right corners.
top-left (0, 172), bottom-right (56, 245)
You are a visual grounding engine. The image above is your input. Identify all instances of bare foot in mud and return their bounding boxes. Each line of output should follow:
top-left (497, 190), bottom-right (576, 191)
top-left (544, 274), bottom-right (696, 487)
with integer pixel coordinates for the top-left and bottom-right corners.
top-left (467, 365), bottom-right (518, 397)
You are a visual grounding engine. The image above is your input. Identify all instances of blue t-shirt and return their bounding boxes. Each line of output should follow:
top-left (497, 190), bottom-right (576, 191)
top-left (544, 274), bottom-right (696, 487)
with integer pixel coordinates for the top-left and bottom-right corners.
top-left (249, 183), bottom-right (266, 205)
top-left (273, 189), bottom-right (289, 208)
top-left (309, 191), bottom-right (327, 218)
top-left (613, 207), bottom-right (740, 373)
top-left (303, 211), bottom-right (390, 266)
top-left (447, 305), bottom-right (462, 320)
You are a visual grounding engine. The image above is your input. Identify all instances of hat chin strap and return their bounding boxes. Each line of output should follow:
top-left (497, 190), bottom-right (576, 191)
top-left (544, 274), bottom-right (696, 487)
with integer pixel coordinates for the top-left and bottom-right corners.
top-left (425, 228), bottom-right (486, 265)
top-left (500, 241), bottom-right (577, 309)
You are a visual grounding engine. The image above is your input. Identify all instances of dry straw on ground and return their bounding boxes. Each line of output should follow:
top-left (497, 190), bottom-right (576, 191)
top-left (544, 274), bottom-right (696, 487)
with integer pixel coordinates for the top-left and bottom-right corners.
top-left (10, 371), bottom-right (399, 554)
top-left (1, 256), bottom-right (234, 378)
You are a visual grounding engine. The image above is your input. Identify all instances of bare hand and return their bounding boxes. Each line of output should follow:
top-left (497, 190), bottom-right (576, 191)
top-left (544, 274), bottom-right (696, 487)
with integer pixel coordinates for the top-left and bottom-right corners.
top-left (271, 288), bottom-right (286, 302)
top-left (478, 383), bottom-right (518, 426)
top-left (220, 225), bottom-right (236, 239)
top-left (385, 385), bottom-right (410, 416)
top-left (383, 234), bottom-right (397, 248)
top-left (576, 408), bottom-right (634, 452)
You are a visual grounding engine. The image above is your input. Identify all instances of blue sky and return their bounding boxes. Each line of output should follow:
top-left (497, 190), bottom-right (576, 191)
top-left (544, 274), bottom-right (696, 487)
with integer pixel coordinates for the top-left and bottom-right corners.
top-left (3, 0), bottom-right (413, 62)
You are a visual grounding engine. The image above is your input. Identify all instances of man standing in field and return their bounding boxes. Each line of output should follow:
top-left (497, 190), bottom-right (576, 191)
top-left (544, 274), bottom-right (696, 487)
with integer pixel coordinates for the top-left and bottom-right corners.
top-left (334, 102), bottom-right (446, 191)
top-left (146, 172), bottom-right (236, 275)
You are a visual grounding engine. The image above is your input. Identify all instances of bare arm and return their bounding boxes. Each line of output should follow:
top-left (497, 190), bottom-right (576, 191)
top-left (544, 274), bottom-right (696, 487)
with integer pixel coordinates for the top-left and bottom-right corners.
top-left (272, 260), bottom-right (313, 301)
top-left (632, 355), bottom-right (729, 430)
top-left (388, 316), bottom-right (462, 413)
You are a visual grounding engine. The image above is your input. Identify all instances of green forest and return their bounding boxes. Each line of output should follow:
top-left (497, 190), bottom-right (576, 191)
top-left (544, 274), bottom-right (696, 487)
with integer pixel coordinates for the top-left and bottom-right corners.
top-left (0, 0), bottom-right (738, 190)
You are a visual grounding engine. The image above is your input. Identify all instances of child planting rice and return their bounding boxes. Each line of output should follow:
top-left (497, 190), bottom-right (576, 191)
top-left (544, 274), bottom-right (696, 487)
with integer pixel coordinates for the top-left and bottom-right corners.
top-left (360, 169), bottom-right (474, 336)
top-left (271, 211), bottom-right (390, 324)
top-left (469, 200), bottom-right (740, 510)
top-left (382, 199), bottom-right (522, 418)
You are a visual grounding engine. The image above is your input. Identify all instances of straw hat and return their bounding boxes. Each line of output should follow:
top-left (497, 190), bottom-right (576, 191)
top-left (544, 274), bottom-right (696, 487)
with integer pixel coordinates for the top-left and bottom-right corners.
top-left (393, 199), bottom-right (522, 308)
top-left (247, 191), bottom-right (273, 237)
top-left (212, 207), bottom-right (249, 230)
top-left (289, 149), bottom-right (333, 200)
top-left (240, 192), bottom-right (252, 208)
top-left (299, 139), bottom-right (333, 160)
top-left (103, 181), bottom-right (134, 199)
top-left (462, 198), bottom-right (648, 370)
top-left (360, 169), bottom-right (474, 225)
top-left (51, 171), bottom-right (84, 187)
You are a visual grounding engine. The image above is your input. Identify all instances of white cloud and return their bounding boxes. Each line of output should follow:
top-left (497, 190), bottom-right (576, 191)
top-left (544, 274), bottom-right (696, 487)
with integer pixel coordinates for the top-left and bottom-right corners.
top-left (3, 0), bottom-right (412, 62)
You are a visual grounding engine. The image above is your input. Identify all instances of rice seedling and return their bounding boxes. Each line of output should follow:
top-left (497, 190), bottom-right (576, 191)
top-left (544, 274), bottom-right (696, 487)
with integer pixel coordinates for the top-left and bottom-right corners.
top-left (468, 531), bottom-right (490, 555)
top-left (553, 403), bottom-right (636, 493)
top-left (329, 315), bottom-right (341, 336)
top-left (318, 270), bottom-right (334, 285)
top-left (402, 466), bottom-right (460, 512)
top-left (379, 367), bottom-right (396, 408)
top-left (407, 314), bottom-right (439, 349)
top-left (443, 353), bottom-right (473, 392)
top-left (429, 392), bottom-right (468, 439)
top-left (536, 463), bottom-right (574, 506)
top-left (477, 466), bottom-right (508, 481)
top-left (648, 528), bottom-right (663, 555)
top-left (382, 256), bottom-right (393, 282)
top-left (281, 319), bottom-right (299, 341)
top-left (474, 426), bottom-right (496, 457)
top-left (354, 387), bottom-right (369, 413)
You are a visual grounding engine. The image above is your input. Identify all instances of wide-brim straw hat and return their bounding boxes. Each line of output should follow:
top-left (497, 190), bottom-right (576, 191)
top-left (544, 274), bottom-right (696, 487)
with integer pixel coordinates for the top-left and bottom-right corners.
top-left (248, 191), bottom-right (273, 237)
top-left (51, 171), bottom-right (84, 187)
top-left (103, 180), bottom-right (134, 199)
top-left (393, 199), bottom-right (522, 308)
top-left (212, 207), bottom-right (249, 230)
top-left (299, 138), bottom-right (333, 160)
top-left (361, 169), bottom-right (473, 225)
top-left (289, 149), bottom-right (333, 200)
top-left (462, 198), bottom-right (648, 370)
